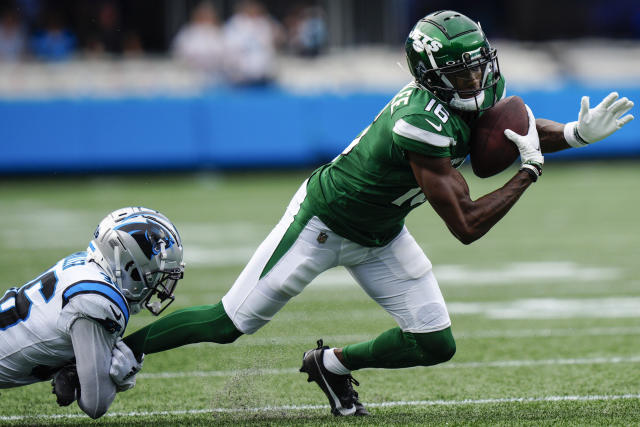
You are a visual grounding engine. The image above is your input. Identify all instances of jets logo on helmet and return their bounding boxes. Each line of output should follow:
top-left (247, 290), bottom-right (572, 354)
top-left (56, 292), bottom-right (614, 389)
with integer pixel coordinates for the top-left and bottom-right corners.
top-left (88, 207), bottom-right (185, 315)
top-left (405, 10), bottom-right (501, 112)
top-left (409, 29), bottom-right (442, 53)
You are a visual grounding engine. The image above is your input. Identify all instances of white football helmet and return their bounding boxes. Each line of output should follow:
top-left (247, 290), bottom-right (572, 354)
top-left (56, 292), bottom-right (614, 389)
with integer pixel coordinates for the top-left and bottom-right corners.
top-left (87, 207), bottom-right (185, 315)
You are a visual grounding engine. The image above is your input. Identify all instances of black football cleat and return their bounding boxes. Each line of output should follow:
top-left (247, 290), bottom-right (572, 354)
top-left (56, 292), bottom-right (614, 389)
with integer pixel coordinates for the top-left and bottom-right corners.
top-left (354, 399), bottom-right (370, 416)
top-left (299, 339), bottom-right (369, 416)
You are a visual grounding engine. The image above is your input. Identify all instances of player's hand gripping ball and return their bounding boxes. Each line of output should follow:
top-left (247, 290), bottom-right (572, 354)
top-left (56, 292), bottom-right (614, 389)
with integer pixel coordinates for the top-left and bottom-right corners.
top-left (470, 96), bottom-right (528, 178)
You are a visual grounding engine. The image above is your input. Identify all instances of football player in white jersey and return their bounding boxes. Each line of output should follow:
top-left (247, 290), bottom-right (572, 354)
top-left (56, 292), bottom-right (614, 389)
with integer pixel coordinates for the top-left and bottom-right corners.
top-left (0, 207), bottom-right (184, 419)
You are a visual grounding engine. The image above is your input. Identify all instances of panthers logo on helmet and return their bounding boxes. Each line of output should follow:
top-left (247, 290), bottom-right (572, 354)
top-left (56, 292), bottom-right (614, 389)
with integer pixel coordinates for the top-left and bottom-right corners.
top-left (114, 222), bottom-right (176, 260)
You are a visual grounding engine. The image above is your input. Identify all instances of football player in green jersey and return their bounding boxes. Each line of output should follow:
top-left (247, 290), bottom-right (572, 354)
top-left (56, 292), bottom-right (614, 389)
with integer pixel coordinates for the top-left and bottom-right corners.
top-left (122, 10), bottom-right (634, 416)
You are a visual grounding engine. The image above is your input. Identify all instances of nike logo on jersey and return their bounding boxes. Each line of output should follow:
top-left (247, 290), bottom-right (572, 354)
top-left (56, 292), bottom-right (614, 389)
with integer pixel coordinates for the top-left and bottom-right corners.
top-left (425, 118), bottom-right (442, 132)
top-left (89, 315), bottom-right (122, 333)
top-left (110, 305), bottom-right (122, 320)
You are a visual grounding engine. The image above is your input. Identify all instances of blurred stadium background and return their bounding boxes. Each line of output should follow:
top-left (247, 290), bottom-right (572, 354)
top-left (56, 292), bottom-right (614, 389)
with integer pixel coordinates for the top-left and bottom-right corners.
top-left (0, 0), bottom-right (638, 173)
top-left (1, 1), bottom-right (639, 425)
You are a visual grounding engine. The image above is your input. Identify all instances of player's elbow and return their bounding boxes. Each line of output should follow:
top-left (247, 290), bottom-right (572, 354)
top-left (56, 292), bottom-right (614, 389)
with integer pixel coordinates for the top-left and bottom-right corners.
top-left (87, 409), bottom-right (107, 420)
top-left (450, 212), bottom-right (490, 245)
top-left (448, 224), bottom-right (481, 245)
top-left (77, 388), bottom-right (115, 419)
top-left (456, 233), bottom-right (478, 245)
top-left (79, 402), bottom-right (109, 419)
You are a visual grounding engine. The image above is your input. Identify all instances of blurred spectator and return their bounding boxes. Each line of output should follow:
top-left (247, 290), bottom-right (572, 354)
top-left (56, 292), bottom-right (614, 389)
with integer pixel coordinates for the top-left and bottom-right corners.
top-left (30, 10), bottom-right (75, 61)
top-left (83, 2), bottom-right (130, 57)
top-left (96, 1), bottom-right (123, 55)
top-left (123, 31), bottom-right (143, 57)
top-left (285, 4), bottom-right (327, 57)
top-left (171, 1), bottom-right (224, 76)
top-left (0, 8), bottom-right (27, 61)
top-left (223, 0), bottom-right (284, 86)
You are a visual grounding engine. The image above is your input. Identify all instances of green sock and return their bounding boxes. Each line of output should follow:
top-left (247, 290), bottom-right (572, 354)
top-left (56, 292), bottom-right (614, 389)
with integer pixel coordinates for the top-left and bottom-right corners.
top-left (341, 326), bottom-right (456, 370)
top-left (122, 301), bottom-right (242, 355)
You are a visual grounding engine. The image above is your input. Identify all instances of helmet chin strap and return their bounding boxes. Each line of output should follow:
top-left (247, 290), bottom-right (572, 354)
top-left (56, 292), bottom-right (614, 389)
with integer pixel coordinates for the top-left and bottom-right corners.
top-left (449, 91), bottom-right (485, 111)
top-left (439, 68), bottom-right (486, 112)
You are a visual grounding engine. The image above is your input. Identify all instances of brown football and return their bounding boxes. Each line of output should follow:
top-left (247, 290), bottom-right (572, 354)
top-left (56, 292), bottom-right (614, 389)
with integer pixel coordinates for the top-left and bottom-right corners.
top-left (470, 96), bottom-right (528, 178)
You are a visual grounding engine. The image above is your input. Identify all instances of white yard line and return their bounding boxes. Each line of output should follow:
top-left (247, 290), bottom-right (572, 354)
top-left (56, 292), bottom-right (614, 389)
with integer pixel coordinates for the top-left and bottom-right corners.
top-left (448, 297), bottom-right (640, 319)
top-left (455, 325), bottom-right (640, 339)
top-left (2, 393), bottom-right (639, 421)
top-left (137, 355), bottom-right (640, 379)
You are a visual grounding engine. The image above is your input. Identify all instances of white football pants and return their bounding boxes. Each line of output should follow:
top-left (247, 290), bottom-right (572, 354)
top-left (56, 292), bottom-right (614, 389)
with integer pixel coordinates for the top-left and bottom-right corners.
top-left (222, 181), bottom-right (451, 335)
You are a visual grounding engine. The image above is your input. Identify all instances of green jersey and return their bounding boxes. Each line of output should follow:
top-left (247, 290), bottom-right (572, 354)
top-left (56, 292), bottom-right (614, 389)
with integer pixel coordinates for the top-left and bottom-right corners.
top-left (306, 78), bottom-right (505, 247)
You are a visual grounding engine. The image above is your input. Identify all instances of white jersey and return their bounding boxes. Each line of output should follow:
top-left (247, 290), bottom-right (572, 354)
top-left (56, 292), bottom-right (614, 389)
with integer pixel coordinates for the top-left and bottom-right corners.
top-left (0, 252), bottom-right (129, 387)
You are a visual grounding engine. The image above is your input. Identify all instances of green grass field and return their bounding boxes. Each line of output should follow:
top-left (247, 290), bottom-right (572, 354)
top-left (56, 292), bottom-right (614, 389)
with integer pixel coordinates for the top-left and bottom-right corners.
top-left (0, 162), bottom-right (639, 426)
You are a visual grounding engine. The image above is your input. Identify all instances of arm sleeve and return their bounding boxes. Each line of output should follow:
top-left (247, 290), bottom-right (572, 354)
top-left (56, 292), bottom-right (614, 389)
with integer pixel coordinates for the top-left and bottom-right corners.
top-left (69, 317), bottom-right (117, 419)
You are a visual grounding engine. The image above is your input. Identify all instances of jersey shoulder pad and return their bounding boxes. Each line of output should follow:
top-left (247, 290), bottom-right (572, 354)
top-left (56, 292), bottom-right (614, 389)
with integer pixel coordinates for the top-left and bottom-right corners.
top-left (392, 111), bottom-right (456, 157)
top-left (389, 82), bottom-right (431, 118)
top-left (58, 280), bottom-right (129, 335)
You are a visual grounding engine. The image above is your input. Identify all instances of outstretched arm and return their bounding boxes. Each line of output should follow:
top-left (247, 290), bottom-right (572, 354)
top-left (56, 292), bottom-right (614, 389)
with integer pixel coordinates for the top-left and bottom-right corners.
top-left (537, 92), bottom-right (634, 153)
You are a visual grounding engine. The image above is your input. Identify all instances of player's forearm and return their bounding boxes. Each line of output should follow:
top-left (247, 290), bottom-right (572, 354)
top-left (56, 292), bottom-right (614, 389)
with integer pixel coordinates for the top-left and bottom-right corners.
top-left (449, 170), bottom-right (533, 244)
top-left (536, 118), bottom-right (570, 153)
top-left (71, 319), bottom-right (117, 419)
top-left (410, 153), bottom-right (534, 245)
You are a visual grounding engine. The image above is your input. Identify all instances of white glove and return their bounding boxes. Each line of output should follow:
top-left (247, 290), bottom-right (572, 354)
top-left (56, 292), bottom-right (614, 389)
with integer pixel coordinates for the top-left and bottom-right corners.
top-left (109, 339), bottom-right (144, 392)
top-left (504, 105), bottom-right (544, 180)
top-left (564, 92), bottom-right (634, 147)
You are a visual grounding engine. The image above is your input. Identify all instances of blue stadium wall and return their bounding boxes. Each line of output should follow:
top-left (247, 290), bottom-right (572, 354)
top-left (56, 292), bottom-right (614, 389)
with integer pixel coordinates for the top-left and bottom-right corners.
top-left (1, 85), bottom-right (638, 173)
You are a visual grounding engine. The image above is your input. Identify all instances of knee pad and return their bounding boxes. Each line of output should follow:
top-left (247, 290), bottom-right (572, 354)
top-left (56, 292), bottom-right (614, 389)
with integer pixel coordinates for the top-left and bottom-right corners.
top-left (411, 328), bottom-right (456, 365)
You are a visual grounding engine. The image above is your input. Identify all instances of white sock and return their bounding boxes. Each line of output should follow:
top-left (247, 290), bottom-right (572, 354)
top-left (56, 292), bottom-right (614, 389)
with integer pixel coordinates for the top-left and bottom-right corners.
top-left (323, 348), bottom-right (351, 375)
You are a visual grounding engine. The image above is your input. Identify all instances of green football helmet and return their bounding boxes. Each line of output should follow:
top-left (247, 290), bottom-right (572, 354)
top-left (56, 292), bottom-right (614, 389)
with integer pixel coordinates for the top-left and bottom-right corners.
top-left (405, 10), bottom-right (501, 111)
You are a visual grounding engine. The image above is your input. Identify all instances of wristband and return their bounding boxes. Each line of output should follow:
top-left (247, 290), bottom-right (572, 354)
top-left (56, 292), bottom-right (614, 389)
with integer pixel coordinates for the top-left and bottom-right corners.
top-left (563, 121), bottom-right (589, 148)
top-left (520, 163), bottom-right (541, 182)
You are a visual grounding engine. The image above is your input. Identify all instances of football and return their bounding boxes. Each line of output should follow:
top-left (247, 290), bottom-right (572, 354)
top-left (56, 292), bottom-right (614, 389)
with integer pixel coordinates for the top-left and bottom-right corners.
top-left (469, 96), bottom-right (528, 178)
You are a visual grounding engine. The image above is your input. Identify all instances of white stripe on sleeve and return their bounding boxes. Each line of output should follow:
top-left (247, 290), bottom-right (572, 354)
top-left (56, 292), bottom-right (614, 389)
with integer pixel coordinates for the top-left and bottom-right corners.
top-left (393, 119), bottom-right (453, 147)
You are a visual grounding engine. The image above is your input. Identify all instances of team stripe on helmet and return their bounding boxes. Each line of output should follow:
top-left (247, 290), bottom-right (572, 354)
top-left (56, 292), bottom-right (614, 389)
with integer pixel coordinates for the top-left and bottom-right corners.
top-left (62, 281), bottom-right (129, 323)
top-left (393, 119), bottom-right (454, 147)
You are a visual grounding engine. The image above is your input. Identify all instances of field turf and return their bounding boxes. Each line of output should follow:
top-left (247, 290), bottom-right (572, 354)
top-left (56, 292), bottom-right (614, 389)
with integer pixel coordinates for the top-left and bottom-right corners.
top-left (0, 162), bottom-right (638, 426)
